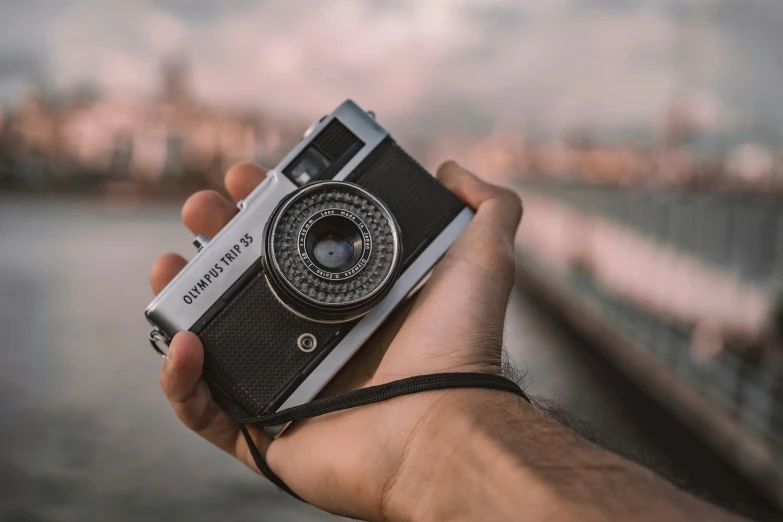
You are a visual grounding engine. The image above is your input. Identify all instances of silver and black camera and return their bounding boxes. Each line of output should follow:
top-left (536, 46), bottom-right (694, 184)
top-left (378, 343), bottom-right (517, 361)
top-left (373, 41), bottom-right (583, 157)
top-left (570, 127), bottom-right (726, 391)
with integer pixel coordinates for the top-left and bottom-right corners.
top-left (145, 100), bottom-right (471, 432)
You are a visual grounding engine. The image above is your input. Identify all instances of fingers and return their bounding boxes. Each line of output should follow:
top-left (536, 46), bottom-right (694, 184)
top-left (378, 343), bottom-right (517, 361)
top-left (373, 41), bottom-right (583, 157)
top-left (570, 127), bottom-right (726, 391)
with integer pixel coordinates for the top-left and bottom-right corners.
top-left (153, 164), bottom-right (267, 295)
top-left (150, 252), bottom-right (187, 294)
top-left (225, 163), bottom-right (268, 202)
top-left (181, 163), bottom-right (267, 238)
top-left (160, 332), bottom-right (268, 458)
top-left (153, 163), bottom-right (275, 473)
top-left (181, 190), bottom-right (236, 238)
top-left (156, 163), bottom-right (267, 293)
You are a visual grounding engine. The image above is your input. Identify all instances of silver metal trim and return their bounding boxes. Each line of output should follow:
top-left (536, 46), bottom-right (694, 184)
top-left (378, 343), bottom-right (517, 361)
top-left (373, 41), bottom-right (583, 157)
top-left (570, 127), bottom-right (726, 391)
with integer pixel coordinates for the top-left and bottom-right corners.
top-left (265, 207), bottom-right (474, 436)
top-left (329, 101), bottom-right (387, 181)
top-left (193, 234), bottom-right (210, 251)
top-left (302, 120), bottom-right (321, 140)
top-left (148, 328), bottom-right (170, 358)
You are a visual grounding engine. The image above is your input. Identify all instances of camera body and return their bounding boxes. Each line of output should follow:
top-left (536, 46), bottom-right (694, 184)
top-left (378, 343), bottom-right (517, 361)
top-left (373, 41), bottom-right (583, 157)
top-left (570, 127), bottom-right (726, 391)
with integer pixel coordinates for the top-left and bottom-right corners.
top-left (145, 100), bottom-right (470, 432)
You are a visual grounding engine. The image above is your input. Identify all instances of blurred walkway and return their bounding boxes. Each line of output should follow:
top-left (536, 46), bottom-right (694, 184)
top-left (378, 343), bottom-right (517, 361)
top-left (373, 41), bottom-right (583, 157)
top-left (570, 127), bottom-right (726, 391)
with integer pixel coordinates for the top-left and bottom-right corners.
top-left (504, 287), bottom-right (779, 521)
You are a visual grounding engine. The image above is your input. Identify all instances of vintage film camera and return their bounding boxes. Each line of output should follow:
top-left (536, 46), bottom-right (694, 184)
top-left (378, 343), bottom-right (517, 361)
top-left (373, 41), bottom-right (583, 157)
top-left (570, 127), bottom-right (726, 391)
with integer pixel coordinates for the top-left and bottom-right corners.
top-left (145, 100), bottom-right (471, 432)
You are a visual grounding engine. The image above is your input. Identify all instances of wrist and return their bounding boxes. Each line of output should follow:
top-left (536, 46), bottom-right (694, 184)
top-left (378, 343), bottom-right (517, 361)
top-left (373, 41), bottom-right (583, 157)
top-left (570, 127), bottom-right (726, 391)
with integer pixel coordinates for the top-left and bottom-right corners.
top-left (380, 388), bottom-right (541, 521)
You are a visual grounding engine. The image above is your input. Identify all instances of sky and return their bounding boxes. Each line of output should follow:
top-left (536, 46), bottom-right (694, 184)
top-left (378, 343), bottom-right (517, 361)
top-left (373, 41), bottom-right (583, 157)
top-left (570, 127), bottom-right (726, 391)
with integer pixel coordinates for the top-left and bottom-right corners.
top-left (1, 0), bottom-right (783, 144)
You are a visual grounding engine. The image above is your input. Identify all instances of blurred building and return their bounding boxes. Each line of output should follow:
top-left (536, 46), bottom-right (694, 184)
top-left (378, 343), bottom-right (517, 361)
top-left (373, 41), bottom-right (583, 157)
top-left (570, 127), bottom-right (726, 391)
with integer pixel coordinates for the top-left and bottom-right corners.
top-left (0, 59), bottom-right (301, 192)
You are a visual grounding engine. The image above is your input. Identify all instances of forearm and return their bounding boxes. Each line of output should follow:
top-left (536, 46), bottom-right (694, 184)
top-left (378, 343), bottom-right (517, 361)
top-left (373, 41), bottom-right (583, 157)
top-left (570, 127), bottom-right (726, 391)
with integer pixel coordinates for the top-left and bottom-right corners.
top-left (383, 390), bottom-right (748, 522)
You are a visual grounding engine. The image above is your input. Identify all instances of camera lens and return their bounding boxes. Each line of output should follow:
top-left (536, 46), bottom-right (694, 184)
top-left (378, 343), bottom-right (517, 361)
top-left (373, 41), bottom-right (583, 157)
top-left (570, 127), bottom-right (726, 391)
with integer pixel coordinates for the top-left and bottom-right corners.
top-left (264, 181), bottom-right (402, 323)
top-left (313, 231), bottom-right (353, 268)
top-left (306, 214), bottom-right (363, 271)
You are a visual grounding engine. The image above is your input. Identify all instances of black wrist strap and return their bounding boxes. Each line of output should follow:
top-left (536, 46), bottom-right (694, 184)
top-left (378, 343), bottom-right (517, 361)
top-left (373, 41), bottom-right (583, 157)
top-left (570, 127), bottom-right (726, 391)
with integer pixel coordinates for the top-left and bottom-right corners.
top-left (237, 372), bottom-right (530, 503)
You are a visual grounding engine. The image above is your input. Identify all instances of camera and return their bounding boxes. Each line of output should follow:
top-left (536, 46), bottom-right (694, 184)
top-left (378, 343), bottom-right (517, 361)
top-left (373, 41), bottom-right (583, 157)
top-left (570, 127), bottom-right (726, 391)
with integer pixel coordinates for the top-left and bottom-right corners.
top-left (145, 100), bottom-right (471, 432)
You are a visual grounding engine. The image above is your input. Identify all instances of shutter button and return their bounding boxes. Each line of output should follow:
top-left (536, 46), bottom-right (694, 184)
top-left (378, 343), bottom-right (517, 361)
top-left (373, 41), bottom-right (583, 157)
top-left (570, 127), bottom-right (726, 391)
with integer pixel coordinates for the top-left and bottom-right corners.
top-left (193, 234), bottom-right (210, 251)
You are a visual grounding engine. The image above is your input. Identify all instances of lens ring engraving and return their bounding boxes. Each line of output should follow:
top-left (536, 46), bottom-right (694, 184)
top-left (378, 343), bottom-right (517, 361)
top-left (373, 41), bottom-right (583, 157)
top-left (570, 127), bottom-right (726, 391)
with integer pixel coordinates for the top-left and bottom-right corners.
top-left (264, 181), bottom-right (402, 322)
top-left (298, 208), bottom-right (372, 281)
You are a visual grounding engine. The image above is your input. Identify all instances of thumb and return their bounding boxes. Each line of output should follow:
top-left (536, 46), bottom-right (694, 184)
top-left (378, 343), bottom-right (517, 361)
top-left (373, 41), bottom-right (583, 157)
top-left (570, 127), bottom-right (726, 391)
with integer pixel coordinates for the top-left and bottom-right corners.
top-left (438, 160), bottom-right (524, 244)
top-left (437, 160), bottom-right (523, 282)
top-left (375, 161), bottom-right (523, 378)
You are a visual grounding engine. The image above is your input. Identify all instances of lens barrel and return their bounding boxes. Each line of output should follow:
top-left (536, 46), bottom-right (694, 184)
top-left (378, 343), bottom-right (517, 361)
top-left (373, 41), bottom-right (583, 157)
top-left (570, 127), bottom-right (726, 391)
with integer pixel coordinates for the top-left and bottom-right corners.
top-left (263, 181), bottom-right (402, 323)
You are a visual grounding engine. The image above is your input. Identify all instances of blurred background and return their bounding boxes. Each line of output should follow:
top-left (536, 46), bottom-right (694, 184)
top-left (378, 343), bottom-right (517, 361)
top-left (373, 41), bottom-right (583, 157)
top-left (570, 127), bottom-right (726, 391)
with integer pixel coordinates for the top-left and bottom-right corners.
top-left (2, 1), bottom-right (783, 521)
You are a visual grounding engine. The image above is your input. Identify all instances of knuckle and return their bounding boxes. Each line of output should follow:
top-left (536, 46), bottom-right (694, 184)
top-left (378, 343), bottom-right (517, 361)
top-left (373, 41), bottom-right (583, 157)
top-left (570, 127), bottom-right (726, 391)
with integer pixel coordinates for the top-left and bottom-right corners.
top-left (500, 188), bottom-right (523, 212)
top-left (489, 188), bottom-right (523, 224)
top-left (181, 404), bottom-right (218, 433)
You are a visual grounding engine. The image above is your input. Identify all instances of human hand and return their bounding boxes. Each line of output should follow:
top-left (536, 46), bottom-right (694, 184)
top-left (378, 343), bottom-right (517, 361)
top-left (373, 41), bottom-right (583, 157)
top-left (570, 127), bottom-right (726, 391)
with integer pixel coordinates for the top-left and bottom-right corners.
top-left (149, 160), bottom-right (525, 521)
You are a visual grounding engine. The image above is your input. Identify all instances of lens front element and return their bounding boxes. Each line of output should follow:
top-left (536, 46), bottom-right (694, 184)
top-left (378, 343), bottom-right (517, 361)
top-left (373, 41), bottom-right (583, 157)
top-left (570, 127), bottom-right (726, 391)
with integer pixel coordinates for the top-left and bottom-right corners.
top-left (313, 230), bottom-right (353, 268)
top-left (301, 210), bottom-right (369, 278)
top-left (264, 181), bottom-right (402, 323)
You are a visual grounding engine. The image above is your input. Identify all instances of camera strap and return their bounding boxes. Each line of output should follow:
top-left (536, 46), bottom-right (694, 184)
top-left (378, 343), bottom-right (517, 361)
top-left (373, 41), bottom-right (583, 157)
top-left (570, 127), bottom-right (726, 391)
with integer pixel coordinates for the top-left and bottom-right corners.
top-left (236, 372), bottom-right (530, 503)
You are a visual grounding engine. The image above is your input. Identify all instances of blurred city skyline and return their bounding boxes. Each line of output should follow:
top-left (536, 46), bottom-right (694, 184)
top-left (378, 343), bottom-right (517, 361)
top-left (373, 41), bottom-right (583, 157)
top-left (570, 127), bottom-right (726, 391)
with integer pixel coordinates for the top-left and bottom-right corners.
top-left (1, 0), bottom-right (783, 144)
top-left (3, 0), bottom-right (783, 192)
